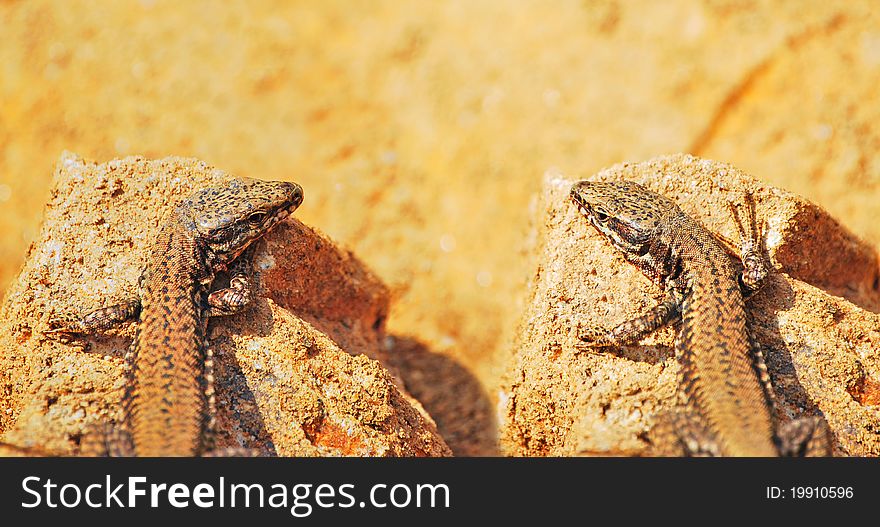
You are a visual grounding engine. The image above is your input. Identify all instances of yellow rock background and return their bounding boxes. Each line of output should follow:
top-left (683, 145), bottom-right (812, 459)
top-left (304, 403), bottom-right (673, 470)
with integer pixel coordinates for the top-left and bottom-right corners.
top-left (1, 1), bottom-right (878, 454)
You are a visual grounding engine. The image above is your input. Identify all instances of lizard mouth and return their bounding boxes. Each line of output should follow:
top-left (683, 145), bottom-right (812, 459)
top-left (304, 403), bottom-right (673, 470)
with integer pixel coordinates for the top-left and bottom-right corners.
top-left (569, 185), bottom-right (598, 222)
top-left (570, 188), bottom-right (648, 255)
top-left (267, 205), bottom-right (292, 225)
top-left (257, 185), bottom-right (304, 231)
top-left (263, 194), bottom-right (301, 230)
top-left (213, 187), bottom-right (303, 265)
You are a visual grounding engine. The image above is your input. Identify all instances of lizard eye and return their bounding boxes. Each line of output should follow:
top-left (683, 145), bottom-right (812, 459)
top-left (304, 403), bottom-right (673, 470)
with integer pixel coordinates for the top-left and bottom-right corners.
top-left (248, 211), bottom-right (267, 224)
top-left (593, 208), bottom-right (609, 222)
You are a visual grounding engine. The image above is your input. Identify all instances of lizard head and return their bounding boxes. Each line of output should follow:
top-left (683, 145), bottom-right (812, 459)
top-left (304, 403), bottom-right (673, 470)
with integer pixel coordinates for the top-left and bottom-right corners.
top-left (182, 177), bottom-right (304, 266)
top-left (569, 180), bottom-right (676, 256)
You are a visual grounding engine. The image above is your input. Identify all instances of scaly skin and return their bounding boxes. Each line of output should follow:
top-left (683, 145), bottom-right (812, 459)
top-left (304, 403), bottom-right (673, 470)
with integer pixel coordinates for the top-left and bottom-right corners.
top-left (570, 180), bottom-right (829, 457)
top-left (46, 177), bottom-right (303, 456)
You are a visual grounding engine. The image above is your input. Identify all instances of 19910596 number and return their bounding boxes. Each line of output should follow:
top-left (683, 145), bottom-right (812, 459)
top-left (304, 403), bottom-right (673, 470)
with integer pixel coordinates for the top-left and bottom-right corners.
top-left (790, 487), bottom-right (853, 499)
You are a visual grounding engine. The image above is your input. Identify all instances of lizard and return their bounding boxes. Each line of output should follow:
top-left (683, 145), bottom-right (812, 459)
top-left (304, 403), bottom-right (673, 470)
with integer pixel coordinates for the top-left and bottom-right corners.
top-left (24, 176), bottom-right (304, 457)
top-left (569, 179), bottom-right (830, 456)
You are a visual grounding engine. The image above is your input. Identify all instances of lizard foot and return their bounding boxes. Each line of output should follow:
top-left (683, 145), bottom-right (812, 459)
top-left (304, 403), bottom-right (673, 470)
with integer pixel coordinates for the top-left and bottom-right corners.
top-left (727, 192), bottom-right (770, 295)
top-left (575, 324), bottom-right (616, 350)
top-left (43, 317), bottom-right (91, 347)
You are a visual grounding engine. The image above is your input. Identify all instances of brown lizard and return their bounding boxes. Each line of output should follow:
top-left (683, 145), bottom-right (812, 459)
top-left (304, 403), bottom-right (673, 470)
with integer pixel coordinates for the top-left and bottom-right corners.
top-left (25, 176), bottom-right (303, 456)
top-left (570, 180), bottom-right (830, 456)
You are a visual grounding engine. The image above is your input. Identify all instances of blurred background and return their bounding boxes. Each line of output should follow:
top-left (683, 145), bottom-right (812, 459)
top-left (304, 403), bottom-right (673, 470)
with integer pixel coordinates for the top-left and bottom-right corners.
top-left (1, 0), bottom-right (878, 455)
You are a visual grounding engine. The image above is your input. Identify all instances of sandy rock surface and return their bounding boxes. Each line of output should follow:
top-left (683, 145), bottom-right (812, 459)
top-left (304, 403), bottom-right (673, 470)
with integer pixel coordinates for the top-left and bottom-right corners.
top-left (500, 154), bottom-right (880, 456)
top-left (0, 153), bottom-right (450, 457)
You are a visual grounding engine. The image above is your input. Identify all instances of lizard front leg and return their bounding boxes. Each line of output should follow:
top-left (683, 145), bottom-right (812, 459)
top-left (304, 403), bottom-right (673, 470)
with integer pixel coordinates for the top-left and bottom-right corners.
top-left (727, 192), bottom-right (769, 296)
top-left (199, 247), bottom-right (260, 455)
top-left (204, 246), bottom-right (257, 317)
top-left (41, 290), bottom-right (142, 454)
top-left (201, 248), bottom-right (256, 433)
top-left (45, 299), bottom-right (141, 340)
top-left (576, 291), bottom-right (681, 349)
top-left (727, 192), bottom-right (778, 408)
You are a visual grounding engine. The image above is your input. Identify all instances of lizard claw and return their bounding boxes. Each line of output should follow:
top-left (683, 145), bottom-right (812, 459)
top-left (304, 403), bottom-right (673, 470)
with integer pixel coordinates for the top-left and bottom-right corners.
top-left (575, 324), bottom-right (615, 350)
top-left (727, 191), bottom-right (770, 296)
top-left (739, 255), bottom-right (769, 292)
top-left (43, 317), bottom-right (89, 347)
top-left (44, 316), bottom-right (81, 333)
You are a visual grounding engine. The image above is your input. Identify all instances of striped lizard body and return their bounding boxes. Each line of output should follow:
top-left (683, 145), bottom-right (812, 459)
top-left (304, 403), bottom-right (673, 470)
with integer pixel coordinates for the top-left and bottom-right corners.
top-left (48, 177), bottom-right (303, 456)
top-left (570, 180), bottom-right (829, 456)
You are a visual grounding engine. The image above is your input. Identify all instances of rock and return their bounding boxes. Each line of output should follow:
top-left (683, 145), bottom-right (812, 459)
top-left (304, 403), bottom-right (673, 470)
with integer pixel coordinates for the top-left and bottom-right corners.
top-left (0, 152), bottom-right (451, 457)
top-left (500, 153), bottom-right (880, 456)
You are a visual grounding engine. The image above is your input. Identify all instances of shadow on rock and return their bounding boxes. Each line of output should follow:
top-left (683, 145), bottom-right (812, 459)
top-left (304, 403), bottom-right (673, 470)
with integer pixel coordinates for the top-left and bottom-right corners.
top-left (386, 335), bottom-right (498, 456)
top-left (208, 329), bottom-right (277, 457)
top-left (748, 274), bottom-right (835, 448)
